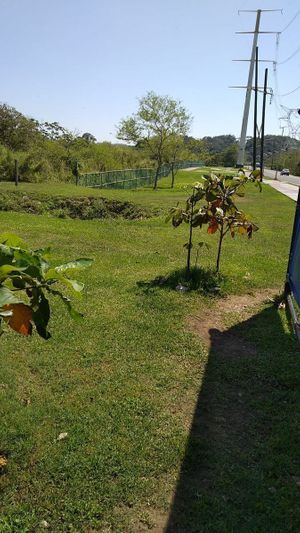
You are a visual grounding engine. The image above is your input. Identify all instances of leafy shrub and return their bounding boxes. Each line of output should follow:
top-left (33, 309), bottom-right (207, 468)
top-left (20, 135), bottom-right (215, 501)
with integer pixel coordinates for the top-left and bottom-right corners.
top-left (0, 233), bottom-right (93, 338)
top-left (169, 171), bottom-right (261, 272)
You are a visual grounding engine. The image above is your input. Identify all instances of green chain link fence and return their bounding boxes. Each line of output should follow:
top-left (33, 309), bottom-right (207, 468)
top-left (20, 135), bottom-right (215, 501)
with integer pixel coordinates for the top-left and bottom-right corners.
top-left (78, 161), bottom-right (204, 189)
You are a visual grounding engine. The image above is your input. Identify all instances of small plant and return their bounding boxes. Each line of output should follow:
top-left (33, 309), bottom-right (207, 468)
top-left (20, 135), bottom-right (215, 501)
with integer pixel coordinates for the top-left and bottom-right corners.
top-left (0, 233), bottom-right (93, 338)
top-left (169, 171), bottom-right (261, 272)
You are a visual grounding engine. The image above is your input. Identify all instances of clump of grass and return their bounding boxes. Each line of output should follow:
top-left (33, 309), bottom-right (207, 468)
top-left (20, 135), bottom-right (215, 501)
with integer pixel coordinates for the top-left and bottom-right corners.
top-left (0, 191), bottom-right (155, 220)
top-left (138, 266), bottom-right (225, 295)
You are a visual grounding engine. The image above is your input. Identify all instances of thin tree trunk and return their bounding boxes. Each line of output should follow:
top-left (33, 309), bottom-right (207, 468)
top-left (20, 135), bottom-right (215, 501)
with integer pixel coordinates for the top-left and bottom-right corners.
top-left (171, 163), bottom-right (175, 188)
top-left (153, 163), bottom-right (161, 190)
top-left (216, 223), bottom-right (224, 273)
top-left (187, 191), bottom-right (195, 274)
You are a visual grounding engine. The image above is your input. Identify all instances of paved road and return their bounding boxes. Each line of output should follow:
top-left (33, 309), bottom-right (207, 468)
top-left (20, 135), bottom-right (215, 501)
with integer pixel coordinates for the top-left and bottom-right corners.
top-left (264, 168), bottom-right (300, 187)
top-left (264, 179), bottom-right (299, 201)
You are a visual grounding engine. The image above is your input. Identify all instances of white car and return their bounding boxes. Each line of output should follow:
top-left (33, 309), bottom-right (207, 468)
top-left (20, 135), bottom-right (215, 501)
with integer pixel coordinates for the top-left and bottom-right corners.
top-left (280, 168), bottom-right (290, 176)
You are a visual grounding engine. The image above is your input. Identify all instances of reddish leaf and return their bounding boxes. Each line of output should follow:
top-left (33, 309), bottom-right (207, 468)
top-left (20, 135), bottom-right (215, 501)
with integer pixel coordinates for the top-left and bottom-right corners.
top-left (207, 220), bottom-right (218, 234)
top-left (4, 303), bottom-right (33, 336)
top-left (211, 199), bottom-right (222, 209)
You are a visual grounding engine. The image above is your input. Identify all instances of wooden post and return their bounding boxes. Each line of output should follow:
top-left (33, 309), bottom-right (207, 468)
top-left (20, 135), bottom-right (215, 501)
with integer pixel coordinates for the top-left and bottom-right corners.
top-left (75, 160), bottom-right (79, 186)
top-left (14, 159), bottom-right (19, 186)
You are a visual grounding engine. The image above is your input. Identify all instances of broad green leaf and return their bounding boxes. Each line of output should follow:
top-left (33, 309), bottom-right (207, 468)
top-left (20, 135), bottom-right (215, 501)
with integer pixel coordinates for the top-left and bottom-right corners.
top-left (0, 233), bottom-right (27, 248)
top-left (0, 286), bottom-right (22, 307)
top-left (13, 249), bottom-right (41, 269)
top-left (0, 244), bottom-right (14, 266)
top-left (55, 258), bottom-right (93, 273)
top-left (45, 268), bottom-right (84, 294)
top-left (44, 268), bottom-right (60, 281)
top-left (0, 265), bottom-right (26, 278)
top-left (47, 287), bottom-right (83, 320)
top-left (66, 279), bottom-right (84, 293)
top-left (33, 247), bottom-right (51, 274)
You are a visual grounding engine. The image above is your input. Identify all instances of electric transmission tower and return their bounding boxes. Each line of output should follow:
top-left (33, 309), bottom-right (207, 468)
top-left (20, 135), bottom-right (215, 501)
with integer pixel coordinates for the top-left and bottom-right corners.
top-left (232, 9), bottom-right (281, 167)
top-left (279, 106), bottom-right (300, 141)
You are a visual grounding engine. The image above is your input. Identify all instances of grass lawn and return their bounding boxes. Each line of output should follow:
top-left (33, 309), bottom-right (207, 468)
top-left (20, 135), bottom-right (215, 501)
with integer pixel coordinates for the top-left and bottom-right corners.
top-left (0, 167), bottom-right (235, 213)
top-left (0, 170), bottom-right (300, 532)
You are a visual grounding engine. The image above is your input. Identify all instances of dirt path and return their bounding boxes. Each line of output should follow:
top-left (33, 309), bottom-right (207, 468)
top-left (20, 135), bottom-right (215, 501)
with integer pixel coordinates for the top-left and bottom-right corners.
top-left (188, 288), bottom-right (278, 352)
top-left (151, 288), bottom-right (280, 533)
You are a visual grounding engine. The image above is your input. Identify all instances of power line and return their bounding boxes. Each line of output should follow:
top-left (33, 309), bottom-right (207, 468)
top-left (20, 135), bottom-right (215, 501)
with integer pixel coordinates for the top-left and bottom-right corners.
top-left (281, 8), bottom-right (300, 33)
top-left (278, 46), bottom-right (300, 65)
top-left (280, 85), bottom-right (300, 97)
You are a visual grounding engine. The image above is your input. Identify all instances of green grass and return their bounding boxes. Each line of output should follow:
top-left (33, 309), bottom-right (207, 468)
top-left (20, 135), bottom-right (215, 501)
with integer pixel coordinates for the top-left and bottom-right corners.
top-left (0, 170), bottom-right (300, 531)
top-left (0, 168), bottom-right (233, 212)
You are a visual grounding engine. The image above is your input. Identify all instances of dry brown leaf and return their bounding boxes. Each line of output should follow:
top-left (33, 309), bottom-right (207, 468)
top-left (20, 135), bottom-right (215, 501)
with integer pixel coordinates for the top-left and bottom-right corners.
top-left (0, 455), bottom-right (8, 469)
top-left (4, 303), bottom-right (32, 336)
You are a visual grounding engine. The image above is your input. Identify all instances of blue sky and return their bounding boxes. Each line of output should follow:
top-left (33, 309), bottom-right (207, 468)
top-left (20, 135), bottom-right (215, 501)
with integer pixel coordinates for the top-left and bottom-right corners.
top-left (0, 0), bottom-right (299, 142)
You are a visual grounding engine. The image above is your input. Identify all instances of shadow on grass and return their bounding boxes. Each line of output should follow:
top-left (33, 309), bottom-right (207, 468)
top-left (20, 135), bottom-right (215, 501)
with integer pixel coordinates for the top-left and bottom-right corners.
top-left (137, 266), bottom-right (225, 295)
top-left (165, 304), bottom-right (300, 532)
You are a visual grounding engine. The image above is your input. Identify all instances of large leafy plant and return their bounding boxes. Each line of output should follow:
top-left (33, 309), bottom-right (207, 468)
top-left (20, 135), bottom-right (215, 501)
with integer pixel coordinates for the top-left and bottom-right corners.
top-left (0, 233), bottom-right (92, 338)
top-left (169, 171), bottom-right (261, 272)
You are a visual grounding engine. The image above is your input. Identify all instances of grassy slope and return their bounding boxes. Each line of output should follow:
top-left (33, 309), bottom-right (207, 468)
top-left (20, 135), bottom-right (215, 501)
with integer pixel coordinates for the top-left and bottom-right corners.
top-left (0, 168), bottom-right (234, 211)
top-left (0, 170), bottom-right (299, 532)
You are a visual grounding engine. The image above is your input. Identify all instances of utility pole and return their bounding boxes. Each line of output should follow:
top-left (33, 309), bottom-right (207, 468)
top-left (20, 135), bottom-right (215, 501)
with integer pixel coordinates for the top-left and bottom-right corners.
top-left (233, 9), bottom-right (282, 167)
top-left (253, 46), bottom-right (258, 170)
top-left (236, 9), bottom-right (261, 167)
top-left (260, 68), bottom-right (268, 181)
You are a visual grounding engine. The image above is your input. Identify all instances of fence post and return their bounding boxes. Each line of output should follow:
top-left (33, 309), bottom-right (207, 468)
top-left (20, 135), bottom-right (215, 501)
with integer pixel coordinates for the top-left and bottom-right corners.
top-left (14, 159), bottom-right (19, 186)
top-left (75, 160), bottom-right (79, 186)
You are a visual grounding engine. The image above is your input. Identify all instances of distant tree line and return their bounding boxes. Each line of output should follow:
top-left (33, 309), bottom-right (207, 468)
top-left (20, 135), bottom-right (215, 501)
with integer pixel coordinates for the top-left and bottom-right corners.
top-left (1, 101), bottom-right (299, 182)
top-left (0, 104), bottom-right (154, 183)
top-left (184, 133), bottom-right (300, 175)
top-left (245, 134), bottom-right (300, 176)
top-left (184, 135), bottom-right (239, 167)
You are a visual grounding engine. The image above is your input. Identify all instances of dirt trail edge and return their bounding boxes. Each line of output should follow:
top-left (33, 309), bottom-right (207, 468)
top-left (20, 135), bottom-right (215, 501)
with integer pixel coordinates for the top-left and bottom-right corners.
top-left (188, 289), bottom-right (279, 354)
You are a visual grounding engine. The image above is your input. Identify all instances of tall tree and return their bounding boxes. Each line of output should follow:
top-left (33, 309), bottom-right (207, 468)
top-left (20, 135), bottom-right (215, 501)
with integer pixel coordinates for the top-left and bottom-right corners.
top-left (164, 135), bottom-right (188, 188)
top-left (222, 144), bottom-right (238, 167)
top-left (116, 92), bottom-right (192, 189)
top-left (0, 104), bottom-right (41, 151)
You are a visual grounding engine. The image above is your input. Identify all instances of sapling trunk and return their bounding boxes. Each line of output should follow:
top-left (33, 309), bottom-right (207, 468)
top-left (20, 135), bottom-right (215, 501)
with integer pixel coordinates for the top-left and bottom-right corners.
top-left (153, 164), bottom-right (161, 190)
top-left (216, 222), bottom-right (224, 273)
top-left (187, 190), bottom-right (195, 274)
top-left (171, 163), bottom-right (175, 188)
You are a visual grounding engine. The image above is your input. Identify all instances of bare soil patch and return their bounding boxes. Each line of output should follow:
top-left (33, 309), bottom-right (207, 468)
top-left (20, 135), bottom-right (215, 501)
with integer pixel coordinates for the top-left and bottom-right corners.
top-left (188, 288), bottom-right (278, 354)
